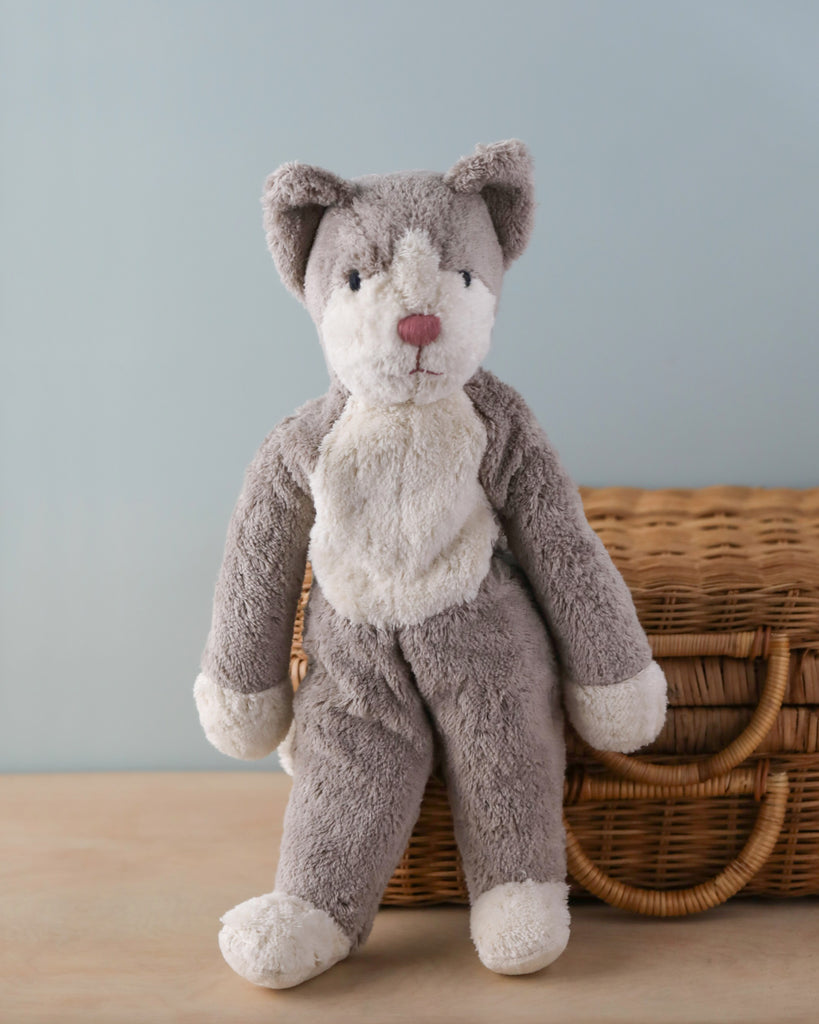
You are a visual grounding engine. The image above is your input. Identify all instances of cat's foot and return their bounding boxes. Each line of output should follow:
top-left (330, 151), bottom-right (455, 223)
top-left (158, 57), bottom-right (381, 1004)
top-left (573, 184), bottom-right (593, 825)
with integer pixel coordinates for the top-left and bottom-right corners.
top-left (470, 879), bottom-right (570, 975)
top-left (218, 891), bottom-right (351, 989)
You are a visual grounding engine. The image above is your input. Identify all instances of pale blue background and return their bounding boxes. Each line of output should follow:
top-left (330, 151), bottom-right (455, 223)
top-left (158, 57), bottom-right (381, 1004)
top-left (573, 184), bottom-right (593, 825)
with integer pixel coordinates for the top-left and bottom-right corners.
top-left (2, 1), bottom-right (817, 770)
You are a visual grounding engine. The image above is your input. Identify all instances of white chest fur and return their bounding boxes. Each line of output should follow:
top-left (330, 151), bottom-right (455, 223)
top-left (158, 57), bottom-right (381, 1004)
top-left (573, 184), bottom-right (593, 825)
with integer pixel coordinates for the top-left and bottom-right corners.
top-left (308, 390), bottom-right (499, 627)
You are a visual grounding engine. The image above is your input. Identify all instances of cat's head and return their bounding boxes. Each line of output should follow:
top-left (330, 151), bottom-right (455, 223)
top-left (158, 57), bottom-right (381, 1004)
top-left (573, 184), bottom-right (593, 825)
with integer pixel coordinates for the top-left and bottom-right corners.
top-left (262, 140), bottom-right (534, 406)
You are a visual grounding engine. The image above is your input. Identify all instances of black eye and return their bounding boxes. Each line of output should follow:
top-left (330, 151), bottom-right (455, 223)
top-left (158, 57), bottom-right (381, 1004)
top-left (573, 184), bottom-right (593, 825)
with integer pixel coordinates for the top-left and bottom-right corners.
top-left (348, 270), bottom-right (361, 292)
top-left (460, 270), bottom-right (472, 287)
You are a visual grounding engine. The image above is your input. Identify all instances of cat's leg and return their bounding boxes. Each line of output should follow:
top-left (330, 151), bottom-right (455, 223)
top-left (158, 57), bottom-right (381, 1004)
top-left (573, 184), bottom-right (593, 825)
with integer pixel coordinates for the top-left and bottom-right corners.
top-left (219, 587), bottom-right (433, 989)
top-left (400, 556), bottom-right (570, 976)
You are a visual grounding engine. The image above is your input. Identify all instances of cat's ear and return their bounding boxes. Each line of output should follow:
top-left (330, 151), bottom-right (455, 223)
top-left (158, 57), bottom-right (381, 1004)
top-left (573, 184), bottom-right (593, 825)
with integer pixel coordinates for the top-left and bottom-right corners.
top-left (262, 162), bottom-right (355, 300)
top-left (444, 140), bottom-right (535, 266)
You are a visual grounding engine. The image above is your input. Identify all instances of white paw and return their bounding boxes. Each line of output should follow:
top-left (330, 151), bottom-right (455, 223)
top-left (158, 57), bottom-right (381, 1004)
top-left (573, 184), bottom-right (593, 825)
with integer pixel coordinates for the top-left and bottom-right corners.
top-left (470, 879), bottom-right (570, 975)
top-left (563, 660), bottom-right (668, 754)
top-left (218, 891), bottom-right (351, 989)
top-left (194, 673), bottom-right (293, 761)
top-left (277, 720), bottom-right (296, 777)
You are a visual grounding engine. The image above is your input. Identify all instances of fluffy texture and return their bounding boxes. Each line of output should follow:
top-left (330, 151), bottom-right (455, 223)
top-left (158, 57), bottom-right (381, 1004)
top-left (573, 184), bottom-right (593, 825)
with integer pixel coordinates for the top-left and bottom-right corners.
top-left (274, 557), bottom-right (568, 948)
top-left (443, 140), bottom-right (535, 268)
top-left (262, 162), bottom-right (355, 301)
top-left (470, 879), bottom-right (571, 975)
top-left (303, 171), bottom-right (505, 326)
top-left (268, 382), bottom-right (349, 492)
top-left (318, 227), bottom-right (497, 406)
top-left (564, 660), bottom-right (668, 753)
top-left (218, 891), bottom-right (351, 989)
top-left (197, 142), bottom-right (666, 987)
top-left (277, 720), bottom-right (296, 776)
top-left (199, 426), bottom-right (316, 697)
top-left (392, 228), bottom-right (441, 311)
top-left (308, 389), bottom-right (498, 627)
top-left (201, 369), bottom-right (653, 697)
top-left (193, 673), bottom-right (292, 760)
top-left (467, 369), bottom-right (655, 688)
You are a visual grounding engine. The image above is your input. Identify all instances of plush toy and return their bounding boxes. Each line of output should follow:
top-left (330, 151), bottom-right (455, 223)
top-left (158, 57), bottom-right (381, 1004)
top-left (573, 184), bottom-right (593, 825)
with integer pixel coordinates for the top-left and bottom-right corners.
top-left (194, 139), bottom-right (668, 989)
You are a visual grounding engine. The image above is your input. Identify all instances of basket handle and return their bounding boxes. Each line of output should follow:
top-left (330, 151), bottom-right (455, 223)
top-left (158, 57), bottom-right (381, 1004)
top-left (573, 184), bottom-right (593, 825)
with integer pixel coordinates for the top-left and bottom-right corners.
top-left (564, 769), bottom-right (789, 915)
top-left (579, 631), bottom-right (790, 787)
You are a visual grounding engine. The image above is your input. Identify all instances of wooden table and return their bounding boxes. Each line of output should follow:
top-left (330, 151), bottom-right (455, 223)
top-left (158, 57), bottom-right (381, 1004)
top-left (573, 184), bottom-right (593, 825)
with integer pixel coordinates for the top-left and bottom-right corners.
top-left (2, 773), bottom-right (817, 1023)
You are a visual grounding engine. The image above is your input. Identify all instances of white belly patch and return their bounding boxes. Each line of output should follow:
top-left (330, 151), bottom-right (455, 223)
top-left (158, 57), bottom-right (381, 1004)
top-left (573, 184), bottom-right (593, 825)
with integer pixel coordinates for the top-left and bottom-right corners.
top-left (308, 390), bottom-right (499, 627)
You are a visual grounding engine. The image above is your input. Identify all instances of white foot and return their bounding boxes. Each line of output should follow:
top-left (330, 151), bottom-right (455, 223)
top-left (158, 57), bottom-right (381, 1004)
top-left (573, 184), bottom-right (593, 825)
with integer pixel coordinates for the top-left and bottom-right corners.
top-left (470, 879), bottom-right (571, 975)
top-left (218, 891), bottom-right (351, 989)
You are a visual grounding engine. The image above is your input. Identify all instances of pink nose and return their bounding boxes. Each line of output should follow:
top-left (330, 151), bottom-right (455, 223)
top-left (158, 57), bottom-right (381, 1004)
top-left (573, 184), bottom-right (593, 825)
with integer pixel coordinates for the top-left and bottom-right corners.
top-left (397, 314), bottom-right (441, 347)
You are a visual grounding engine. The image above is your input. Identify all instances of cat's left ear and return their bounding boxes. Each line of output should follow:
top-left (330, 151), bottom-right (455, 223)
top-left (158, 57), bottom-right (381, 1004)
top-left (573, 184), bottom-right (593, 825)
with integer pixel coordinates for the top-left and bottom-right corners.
top-left (444, 140), bottom-right (535, 267)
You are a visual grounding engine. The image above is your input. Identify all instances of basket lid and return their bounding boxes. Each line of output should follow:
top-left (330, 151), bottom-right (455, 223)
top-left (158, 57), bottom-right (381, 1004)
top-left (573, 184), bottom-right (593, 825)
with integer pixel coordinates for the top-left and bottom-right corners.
top-left (580, 486), bottom-right (819, 650)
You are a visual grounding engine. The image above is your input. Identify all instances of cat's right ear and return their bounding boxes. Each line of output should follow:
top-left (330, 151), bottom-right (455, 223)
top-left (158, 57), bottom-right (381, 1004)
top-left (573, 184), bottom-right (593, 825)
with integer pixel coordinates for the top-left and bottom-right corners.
top-left (262, 163), bottom-right (355, 301)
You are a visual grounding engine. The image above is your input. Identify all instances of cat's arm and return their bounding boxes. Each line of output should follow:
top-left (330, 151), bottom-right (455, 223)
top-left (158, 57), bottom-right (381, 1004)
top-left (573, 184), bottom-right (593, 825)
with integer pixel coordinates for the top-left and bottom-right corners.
top-left (469, 370), bottom-right (667, 753)
top-left (194, 422), bottom-right (314, 761)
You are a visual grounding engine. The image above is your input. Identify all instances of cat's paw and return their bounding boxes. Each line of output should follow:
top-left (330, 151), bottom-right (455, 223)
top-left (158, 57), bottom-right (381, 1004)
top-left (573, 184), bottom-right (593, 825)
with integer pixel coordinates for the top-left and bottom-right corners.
top-left (564, 660), bottom-right (668, 753)
top-left (194, 674), bottom-right (293, 760)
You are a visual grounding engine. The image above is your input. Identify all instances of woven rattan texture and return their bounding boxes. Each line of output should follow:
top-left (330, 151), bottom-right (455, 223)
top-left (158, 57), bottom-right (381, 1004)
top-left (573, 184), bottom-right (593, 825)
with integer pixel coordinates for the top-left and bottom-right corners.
top-left (291, 629), bottom-right (819, 901)
top-left (564, 754), bottom-right (819, 899)
top-left (578, 487), bottom-right (819, 650)
top-left (662, 650), bottom-right (819, 705)
top-left (565, 650), bottom-right (819, 756)
top-left (380, 756), bottom-right (819, 904)
top-left (287, 488), bottom-right (819, 907)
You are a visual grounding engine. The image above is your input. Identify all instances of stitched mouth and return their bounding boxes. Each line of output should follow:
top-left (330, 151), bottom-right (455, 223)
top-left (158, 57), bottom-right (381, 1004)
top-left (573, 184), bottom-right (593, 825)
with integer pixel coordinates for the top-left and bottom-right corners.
top-left (408, 348), bottom-right (443, 376)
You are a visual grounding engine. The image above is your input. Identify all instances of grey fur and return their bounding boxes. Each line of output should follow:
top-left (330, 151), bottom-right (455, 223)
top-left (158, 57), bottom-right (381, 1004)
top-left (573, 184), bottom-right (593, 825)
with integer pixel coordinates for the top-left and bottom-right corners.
top-left (466, 369), bottom-right (653, 686)
top-left (200, 383), bottom-right (347, 695)
top-left (262, 162), bottom-right (355, 301)
top-left (201, 370), bottom-right (649, 698)
top-left (443, 140), bottom-right (535, 268)
top-left (304, 173), bottom-right (505, 322)
top-left (264, 141), bottom-right (530, 315)
top-left (275, 555), bottom-right (566, 948)
top-left (199, 142), bottom-right (663, 983)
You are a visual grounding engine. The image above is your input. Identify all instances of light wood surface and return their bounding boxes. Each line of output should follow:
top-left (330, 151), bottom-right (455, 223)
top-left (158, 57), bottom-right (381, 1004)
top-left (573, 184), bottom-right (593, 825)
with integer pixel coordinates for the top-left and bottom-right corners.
top-left (2, 772), bottom-right (817, 1024)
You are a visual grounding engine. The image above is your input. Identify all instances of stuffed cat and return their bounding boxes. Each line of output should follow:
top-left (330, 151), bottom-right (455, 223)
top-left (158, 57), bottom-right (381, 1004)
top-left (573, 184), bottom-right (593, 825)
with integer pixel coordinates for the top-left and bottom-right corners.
top-left (194, 139), bottom-right (668, 988)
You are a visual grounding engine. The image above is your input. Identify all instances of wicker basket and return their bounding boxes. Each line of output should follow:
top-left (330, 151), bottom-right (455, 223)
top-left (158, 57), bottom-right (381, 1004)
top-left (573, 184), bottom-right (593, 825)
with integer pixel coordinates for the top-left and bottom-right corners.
top-left (579, 487), bottom-right (819, 650)
top-left (289, 487), bottom-right (819, 914)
